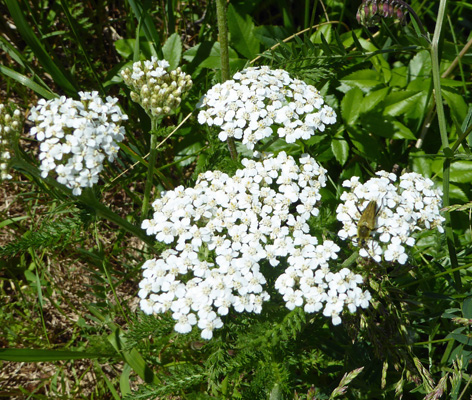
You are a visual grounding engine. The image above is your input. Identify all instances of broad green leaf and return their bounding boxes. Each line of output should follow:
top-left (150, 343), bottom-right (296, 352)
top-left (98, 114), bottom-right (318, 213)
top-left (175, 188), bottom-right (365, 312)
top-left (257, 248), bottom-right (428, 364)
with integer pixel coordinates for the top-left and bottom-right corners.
top-left (331, 136), bottom-right (349, 165)
top-left (183, 42), bottom-right (242, 70)
top-left (119, 363), bottom-right (133, 396)
top-left (114, 39), bottom-right (153, 59)
top-left (463, 297), bottom-right (472, 319)
top-left (347, 128), bottom-right (383, 162)
top-left (450, 332), bottom-right (472, 346)
top-left (227, 4), bottom-right (260, 59)
top-left (370, 53), bottom-right (392, 83)
top-left (362, 114), bottom-right (415, 140)
top-left (383, 90), bottom-right (427, 120)
top-left (449, 161), bottom-right (472, 183)
top-left (0, 349), bottom-right (111, 362)
top-left (340, 69), bottom-right (381, 91)
top-left (411, 150), bottom-right (433, 177)
top-left (341, 87), bottom-right (363, 126)
top-left (163, 32), bottom-right (182, 70)
top-left (409, 50), bottom-right (431, 80)
top-left (310, 24), bottom-right (333, 46)
top-left (361, 87), bottom-right (389, 113)
top-left (390, 65), bottom-right (408, 88)
top-left (440, 78), bottom-right (467, 88)
top-left (391, 121), bottom-right (417, 140)
top-left (442, 89), bottom-right (469, 127)
top-left (360, 114), bottom-right (394, 139)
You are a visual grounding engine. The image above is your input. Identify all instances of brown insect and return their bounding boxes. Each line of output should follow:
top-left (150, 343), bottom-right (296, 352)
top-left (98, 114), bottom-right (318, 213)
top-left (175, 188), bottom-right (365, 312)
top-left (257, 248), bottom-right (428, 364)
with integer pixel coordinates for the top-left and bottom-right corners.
top-left (357, 200), bottom-right (378, 249)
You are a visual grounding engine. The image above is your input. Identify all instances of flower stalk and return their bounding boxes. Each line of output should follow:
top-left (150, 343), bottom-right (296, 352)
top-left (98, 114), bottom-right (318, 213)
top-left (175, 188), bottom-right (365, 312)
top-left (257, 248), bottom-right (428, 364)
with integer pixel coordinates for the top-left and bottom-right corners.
top-left (141, 117), bottom-right (159, 217)
top-left (215, 0), bottom-right (238, 160)
top-left (429, 0), bottom-right (460, 286)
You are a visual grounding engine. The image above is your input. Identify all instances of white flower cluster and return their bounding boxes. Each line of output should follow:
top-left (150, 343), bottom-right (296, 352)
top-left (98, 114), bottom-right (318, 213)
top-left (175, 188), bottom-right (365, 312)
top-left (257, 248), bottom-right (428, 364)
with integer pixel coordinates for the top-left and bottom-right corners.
top-left (140, 152), bottom-right (370, 339)
top-left (121, 57), bottom-right (193, 118)
top-left (0, 104), bottom-right (23, 180)
top-left (197, 66), bottom-right (336, 150)
top-left (336, 171), bottom-right (445, 264)
top-left (28, 91), bottom-right (128, 195)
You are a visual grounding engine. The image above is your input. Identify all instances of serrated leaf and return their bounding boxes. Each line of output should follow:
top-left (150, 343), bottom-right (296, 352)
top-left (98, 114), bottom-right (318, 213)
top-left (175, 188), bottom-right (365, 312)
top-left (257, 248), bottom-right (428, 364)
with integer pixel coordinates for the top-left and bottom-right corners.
top-left (361, 87), bottom-right (389, 113)
top-left (227, 4), bottom-right (260, 59)
top-left (341, 87), bottom-right (363, 126)
top-left (442, 89), bottom-right (469, 127)
top-left (340, 69), bottom-right (381, 91)
top-left (409, 50), bottom-right (431, 80)
top-left (383, 90), bottom-right (428, 120)
top-left (183, 42), bottom-right (242, 69)
top-left (163, 32), bottom-right (182, 70)
top-left (331, 137), bottom-right (349, 165)
top-left (391, 120), bottom-right (416, 140)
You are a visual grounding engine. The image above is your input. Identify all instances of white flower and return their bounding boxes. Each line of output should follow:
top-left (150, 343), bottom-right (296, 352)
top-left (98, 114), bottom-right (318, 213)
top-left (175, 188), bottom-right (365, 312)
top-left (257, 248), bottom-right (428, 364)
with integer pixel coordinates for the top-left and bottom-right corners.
top-left (197, 66), bottom-right (336, 150)
top-left (173, 312), bottom-right (197, 334)
top-left (138, 152), bottom-right (372, 337)
top-left (336, 171), bottom-right (444, 263)
top-left (28, 92), bottom-right (127, 195)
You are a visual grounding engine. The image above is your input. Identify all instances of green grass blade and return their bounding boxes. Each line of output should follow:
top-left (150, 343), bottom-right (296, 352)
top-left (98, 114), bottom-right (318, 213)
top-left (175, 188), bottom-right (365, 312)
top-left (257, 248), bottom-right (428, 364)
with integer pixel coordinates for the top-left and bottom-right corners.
top-left (59, 0), bottom-right (105, 96)
top-left (4, 0), bottom-right (78, 96)
top-left (127, 0), bottom-right (163, 58)
top-left (0, 349), bottom-right (114, 362)
top-left (108, 327), bottom-right (160, 385)
top-left (0, 64), bottom-right (56, 99)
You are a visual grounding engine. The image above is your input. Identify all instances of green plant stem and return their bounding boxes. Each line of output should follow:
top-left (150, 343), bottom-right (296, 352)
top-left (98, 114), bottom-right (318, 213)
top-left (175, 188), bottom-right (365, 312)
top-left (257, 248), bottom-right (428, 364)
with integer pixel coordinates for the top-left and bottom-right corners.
top-left (141, 117), bottom-right (159, 217)
top-left (430, 0), bottom-right (460, 288)
top-left (215, 0), bottom-right (237, 161)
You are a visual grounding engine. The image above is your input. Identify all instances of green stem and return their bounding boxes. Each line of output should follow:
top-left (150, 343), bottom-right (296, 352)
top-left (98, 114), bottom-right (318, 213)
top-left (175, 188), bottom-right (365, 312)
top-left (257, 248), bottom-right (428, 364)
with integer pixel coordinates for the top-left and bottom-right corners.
top-left (215, 0), bottom-right (238, 161)
top-left (141, 117), bottom-right (159, 217)
top-left (430, 0), bottom-right (448, 151)
top-left (430, 0), bottom-right (460, 289)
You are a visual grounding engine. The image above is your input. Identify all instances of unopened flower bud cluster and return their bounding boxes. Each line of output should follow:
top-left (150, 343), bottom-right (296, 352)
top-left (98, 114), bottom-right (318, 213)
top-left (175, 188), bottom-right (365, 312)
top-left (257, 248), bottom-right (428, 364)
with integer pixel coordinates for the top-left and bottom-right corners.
top-left (121, 57), bottom-right (193, 118)
top-left (0, 104), bottom-right (23, 180)
top-left (140, 152), bottom-right (370, 338)
top-left (197, 66), bottom-right (337, 150)
top-left (28, 91), bottom-right (128, 195)
top-left (336, 171), bottom-right (445, 264)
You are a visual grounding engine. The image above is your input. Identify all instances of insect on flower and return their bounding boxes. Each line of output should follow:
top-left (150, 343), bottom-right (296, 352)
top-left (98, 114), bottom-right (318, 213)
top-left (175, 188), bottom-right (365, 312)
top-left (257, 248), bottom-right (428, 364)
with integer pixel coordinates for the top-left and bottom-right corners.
top-left (357, 200), bottom-right (378, 249)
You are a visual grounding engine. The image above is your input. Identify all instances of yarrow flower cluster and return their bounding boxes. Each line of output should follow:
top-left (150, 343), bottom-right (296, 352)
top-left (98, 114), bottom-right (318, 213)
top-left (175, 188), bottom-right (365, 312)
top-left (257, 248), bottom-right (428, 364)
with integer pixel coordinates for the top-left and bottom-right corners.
top-left (197, 66), bottom-right (337, 150)
top-left (121, 57), bottom-right (193, 118)
top-left (28, 91), bottom-right (128, 195)
top-left (139, 152), bottom-right (370, 339)
top-left (0, 104), bottom-right (23, 180)
top-left (336, 171), bottom-right (445, 264)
